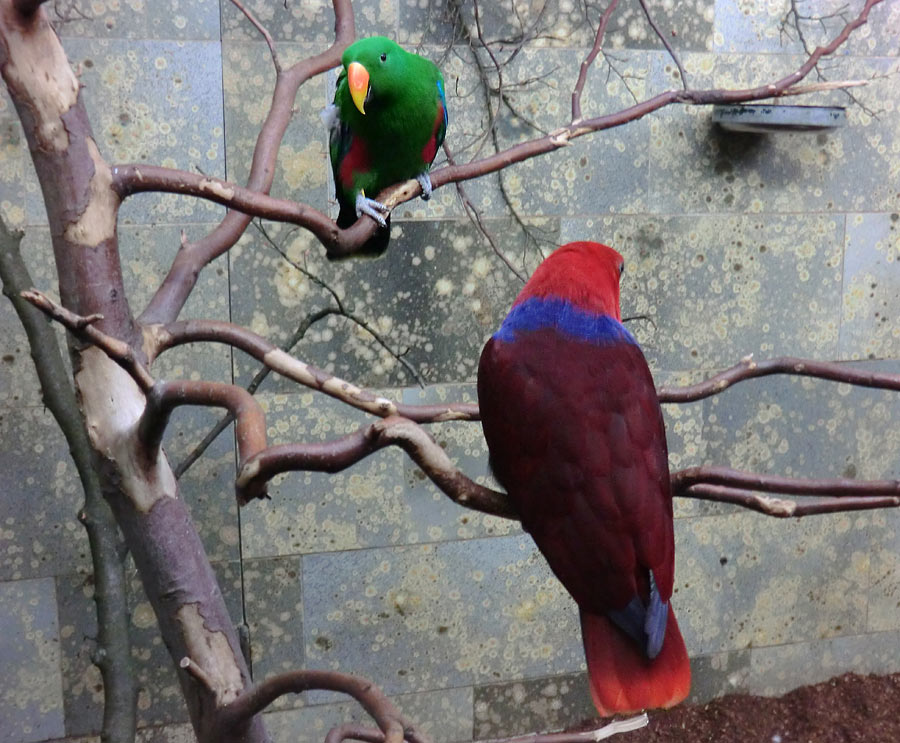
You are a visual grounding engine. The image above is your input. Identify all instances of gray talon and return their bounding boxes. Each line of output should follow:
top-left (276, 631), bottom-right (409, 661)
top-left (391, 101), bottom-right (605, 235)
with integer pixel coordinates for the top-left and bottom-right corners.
top-left (355, 192), bottom-right (389, 228)
top-left (416, 172), bottom-right (433, 201)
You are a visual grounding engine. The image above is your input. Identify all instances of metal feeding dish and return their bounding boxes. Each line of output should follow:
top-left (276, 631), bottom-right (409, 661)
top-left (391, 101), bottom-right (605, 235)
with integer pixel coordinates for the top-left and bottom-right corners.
top-left (712, 104), bottom-right (847, 133)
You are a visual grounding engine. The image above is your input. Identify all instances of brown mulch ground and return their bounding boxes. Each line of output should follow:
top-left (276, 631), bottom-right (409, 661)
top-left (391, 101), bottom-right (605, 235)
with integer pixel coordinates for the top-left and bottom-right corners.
top-left (595, 673), bottom-right (900, 742)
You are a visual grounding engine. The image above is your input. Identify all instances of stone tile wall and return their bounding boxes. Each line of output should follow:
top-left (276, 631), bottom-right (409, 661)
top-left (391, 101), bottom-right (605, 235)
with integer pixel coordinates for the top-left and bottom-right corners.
top-left (0, 1), bottom-right (898, 741)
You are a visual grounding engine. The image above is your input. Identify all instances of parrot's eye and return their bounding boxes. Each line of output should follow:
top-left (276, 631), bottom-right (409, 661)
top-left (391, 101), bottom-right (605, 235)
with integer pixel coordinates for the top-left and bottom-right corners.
top-left (618, 261), bottom-right (625, 275)
top-left (380, 53), bottom-right (387, 62)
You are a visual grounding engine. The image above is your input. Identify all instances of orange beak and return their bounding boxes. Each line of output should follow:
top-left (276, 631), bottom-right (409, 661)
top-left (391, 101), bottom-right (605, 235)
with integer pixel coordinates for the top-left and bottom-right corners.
top-left (347, 61), bottom-right (369, 115)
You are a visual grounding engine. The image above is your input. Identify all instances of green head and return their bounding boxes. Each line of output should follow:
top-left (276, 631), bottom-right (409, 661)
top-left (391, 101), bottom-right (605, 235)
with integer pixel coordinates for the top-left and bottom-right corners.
top-left (341, 36), bottom-right (423, 115)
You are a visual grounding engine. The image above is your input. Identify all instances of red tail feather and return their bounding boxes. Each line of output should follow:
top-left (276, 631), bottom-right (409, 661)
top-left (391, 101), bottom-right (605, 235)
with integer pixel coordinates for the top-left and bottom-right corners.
top-left (580, 608), bottom-right (691, 716)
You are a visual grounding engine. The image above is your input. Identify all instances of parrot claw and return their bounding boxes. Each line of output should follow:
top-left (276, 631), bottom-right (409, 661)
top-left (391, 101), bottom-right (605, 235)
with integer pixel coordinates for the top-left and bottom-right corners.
top-left (416, 172), bottom-right (433, 201)
top-left (355, 192), bottom-right (389, 228)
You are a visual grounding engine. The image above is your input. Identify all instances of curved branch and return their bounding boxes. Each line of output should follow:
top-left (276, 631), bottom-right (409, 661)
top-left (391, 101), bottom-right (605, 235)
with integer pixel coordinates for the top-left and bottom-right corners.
top-left (658, 355), bottom-right (900, 403)
top-left (220, 670), bottom-right (412, 743)
top-left (150, 319), bottom-right (480, 422)
top-left (236, 415), bottom-right (515, 516)
top-left (322, 714), bottom-right (650, 743)
top-left (136, 0), bottom-right (356, 325)
top-left (138, 380), bottom-right (268, 501)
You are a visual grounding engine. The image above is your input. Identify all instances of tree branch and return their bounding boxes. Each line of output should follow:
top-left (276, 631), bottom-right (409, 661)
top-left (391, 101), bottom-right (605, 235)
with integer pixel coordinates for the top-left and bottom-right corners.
top-left (219, 670), bottom-right (413, 743)
top-left (138, 380), bottom-right (269, 502)
top-left (150, 319), bottom-right (479, 422)
top-left (0, 219), bottom-right (136, 743)
top-left (236, 415), bottom-right (514, 514)
top-left (21, 288), bottom-right (156, 391)
top-left (657, 355), bottom-right (900, 403)
top-left (135, 0), bottom-right (356, 325)
top-left (571, 0), bottom-right (620, 121)
top-left (637, 0), bottom-right (687, 90)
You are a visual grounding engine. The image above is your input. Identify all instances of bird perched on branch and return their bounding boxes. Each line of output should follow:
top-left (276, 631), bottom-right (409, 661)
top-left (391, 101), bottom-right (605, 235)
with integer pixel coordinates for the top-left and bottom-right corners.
top-left (323, 35), bottom-right (448, 257)
top-left (477, 241), bottom-right (691, 716)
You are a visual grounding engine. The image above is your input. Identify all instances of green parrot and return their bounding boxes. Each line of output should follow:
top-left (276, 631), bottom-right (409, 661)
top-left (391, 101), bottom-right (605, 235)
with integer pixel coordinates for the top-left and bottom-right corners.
top-left (323, 36), bottom-right (448, 256)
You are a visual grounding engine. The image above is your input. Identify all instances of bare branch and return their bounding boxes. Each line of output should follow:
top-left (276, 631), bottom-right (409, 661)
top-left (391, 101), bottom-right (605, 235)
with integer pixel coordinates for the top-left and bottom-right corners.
top-left (572, 0), bottom-right (620, 121)
top-left (236, 415), bottom-right (514, 515)
top-left (171, 308), bottom-right (341, 479)
top-left (323, 714), bottom-right (651, 743)
top-left (136, 0), bottom-right (356, 324)
top-left (138, 380), bottom-right (268, 502)
top-left (681, 484), bottom-right (899, 518)
top-left (150, 319), bottom-right (479, 422)
top-left (230, 0), bottom-right (280, 72)
top-left (637, 0), bottom-right (687, 90)
top-left (21, 288), bottom-right (156, 392)
top-left (657, 355), bottom-right (900, 403)
top-left (220, 670), bottom-right (413, 743)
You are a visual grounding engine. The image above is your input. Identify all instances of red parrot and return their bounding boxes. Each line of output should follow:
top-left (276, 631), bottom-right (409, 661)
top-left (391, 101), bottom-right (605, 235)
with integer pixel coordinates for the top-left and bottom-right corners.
top-left (477, 241), bottom-right (690, 716)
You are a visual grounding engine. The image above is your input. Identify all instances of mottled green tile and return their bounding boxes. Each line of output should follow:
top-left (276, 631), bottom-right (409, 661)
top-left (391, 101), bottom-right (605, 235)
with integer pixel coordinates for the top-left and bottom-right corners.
top-left (56, 572), bottom-right (105, 737)
top-left (0, 115), bottom-right (26, 229)
top-left (221, 0), bottom-right (397, 43)
top-left (713, 0), bottom-right (899, 56)
top-left (239, 390), bottom-right (413, 558)
top-left (0, 406), bottom-right (90, 581)
top-left (674, 510), bottom-right (871, 655)
top-left (59, 561), bottom-right (244, 736)
top-left (264, 686), bottom-right (473, 743)
top-left (243, 556), bottom-right (304, 700)
top-left (463, 48), bottom-right (652, 218)
top-left (840, 212), bottom-right (900, 361)
top-left (687, 648), bottom-right (752, 703)
top-left (747, 629), bottom-right (900, 697)
top-left (223, 42), bottom-right (330, 214)
top-left (49, 39), bottom-right (226, 226)
top-left (303, 536), bottom-right (583, 700)
top-left (473, 672), bottom-right (595, 738)
top-left (135, 725), bottom-right (195, 743)
top-left (401, 0), bottom-right (713, 51)
top-left (649, 54), bottom-right (900, 214)
top-left (229, 218), bottom-right (545, 391)
top-left (565, 214), bottom-right (844, 370)
top-left (0, 578), bottom-right (65, 743)
top-left (402, 384), bottom-right (520, 543)
top-left (51, 0), bottom-right (220, 40)
top-left (703, 361), bottom-right (900, 479)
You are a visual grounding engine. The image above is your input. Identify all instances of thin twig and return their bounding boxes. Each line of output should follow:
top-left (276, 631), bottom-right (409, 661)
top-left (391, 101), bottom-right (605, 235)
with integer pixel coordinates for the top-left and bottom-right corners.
top-left (21, 289), bottom-right (156, 391)
top-left (637, 0), bottom-right (687, 90)
top-left (572, 0), bottom-right (620, 120)
top-left (230, 0), bottom-right (281, 72)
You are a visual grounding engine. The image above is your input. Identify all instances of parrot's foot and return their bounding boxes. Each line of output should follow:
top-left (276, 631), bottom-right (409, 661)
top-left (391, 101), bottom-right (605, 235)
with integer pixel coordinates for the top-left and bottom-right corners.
top-left (416, 172), bottom-right (433, 201)
top-left (355, 192), bottom-right (389, 228)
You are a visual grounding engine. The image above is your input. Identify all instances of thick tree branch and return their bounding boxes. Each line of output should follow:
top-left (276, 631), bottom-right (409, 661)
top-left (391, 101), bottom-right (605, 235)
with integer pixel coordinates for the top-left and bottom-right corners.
top-left (0, 220), bottom-right (136, 743)
top-left (136, 0), bottom-right (356, 325)
top-left (219, 670), bottom-right (413, 743)
top-left (138, 380), bottom-right (269, 502)
top-left (12, 0), bottom-right (48, 15)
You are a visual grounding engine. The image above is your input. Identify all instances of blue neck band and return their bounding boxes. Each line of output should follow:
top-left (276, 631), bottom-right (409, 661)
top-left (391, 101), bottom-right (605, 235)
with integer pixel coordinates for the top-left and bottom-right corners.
top-left (494, 297), bottom-right (637, 345)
